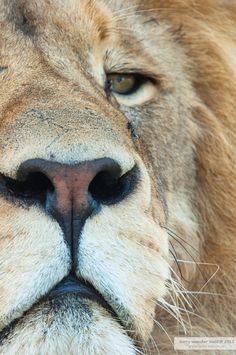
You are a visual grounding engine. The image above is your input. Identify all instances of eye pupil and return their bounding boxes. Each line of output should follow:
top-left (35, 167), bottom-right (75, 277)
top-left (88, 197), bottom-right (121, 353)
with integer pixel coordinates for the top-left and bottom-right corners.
top-left (116, 76), bottom-right (123, 83)
top-left (107, 73), bottom-right (138, 95)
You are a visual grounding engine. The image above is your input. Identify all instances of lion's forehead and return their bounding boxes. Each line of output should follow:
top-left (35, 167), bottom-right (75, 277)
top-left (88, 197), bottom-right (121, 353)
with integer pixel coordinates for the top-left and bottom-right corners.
top-left (0, 0), bottom-right (116, 62)
top-left (0, 1), bottom-right (133, 125)
top-left (0, 0), bottom-right (114, 34)
top-left (0, 1), bottom-right (110, 87)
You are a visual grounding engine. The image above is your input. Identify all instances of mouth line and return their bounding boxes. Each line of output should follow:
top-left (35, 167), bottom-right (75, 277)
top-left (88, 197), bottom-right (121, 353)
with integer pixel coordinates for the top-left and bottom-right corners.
top-left (45, 274), bottom-right (118, 318)
top-left (0, 273), bottom-right (121, 344)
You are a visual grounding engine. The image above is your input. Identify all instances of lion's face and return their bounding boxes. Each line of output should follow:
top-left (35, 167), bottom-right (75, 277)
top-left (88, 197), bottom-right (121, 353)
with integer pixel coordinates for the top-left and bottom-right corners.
top-left (0, 0), bottom-right (202, 353)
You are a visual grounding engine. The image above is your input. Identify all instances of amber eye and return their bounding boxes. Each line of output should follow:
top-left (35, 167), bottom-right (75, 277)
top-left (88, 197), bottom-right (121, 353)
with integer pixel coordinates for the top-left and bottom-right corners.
top-left (106, 73), bottom-right (146, 95)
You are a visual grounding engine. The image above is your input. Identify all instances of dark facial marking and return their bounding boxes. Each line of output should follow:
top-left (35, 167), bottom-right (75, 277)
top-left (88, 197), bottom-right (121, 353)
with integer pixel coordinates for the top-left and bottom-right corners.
top-left (0, 67), bottom-right (7, 73)
top-left (16, 8), bottom-right (37, 37)
top-left (127, 121), bottom-right (139, 139)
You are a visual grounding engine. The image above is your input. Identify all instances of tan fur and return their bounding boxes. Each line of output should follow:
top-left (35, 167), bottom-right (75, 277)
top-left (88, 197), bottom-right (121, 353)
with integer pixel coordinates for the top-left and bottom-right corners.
top-left (0, 0), bottom-right (235, 354)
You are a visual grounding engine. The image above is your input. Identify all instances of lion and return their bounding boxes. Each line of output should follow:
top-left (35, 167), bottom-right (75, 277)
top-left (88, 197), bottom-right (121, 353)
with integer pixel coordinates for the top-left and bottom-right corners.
top-left (0, 0), bottom-right (235, 354)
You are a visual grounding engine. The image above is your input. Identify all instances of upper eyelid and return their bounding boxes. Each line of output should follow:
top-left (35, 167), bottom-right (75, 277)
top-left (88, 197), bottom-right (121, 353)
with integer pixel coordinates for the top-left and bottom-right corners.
top-left (106, 69), bottom-right (156, 80)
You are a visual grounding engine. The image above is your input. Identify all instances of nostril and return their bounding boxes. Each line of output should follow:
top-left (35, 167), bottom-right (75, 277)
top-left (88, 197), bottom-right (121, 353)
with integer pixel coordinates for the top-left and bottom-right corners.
top-left (88, 165), bottom-right (139, 205)
top-left (3, 172), bottom-right (54, 207)
top-left (0, 159), bottom-right (139, 211)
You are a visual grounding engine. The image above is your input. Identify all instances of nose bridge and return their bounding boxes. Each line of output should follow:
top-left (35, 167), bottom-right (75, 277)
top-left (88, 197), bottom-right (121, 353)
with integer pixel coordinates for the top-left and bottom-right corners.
top-left (0, 106), bottom-right (135, 178)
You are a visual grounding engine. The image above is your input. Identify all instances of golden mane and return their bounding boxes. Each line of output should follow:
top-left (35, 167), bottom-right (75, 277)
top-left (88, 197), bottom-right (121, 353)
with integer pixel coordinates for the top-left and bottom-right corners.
top-left (143, 0), bottom-right (236, 345)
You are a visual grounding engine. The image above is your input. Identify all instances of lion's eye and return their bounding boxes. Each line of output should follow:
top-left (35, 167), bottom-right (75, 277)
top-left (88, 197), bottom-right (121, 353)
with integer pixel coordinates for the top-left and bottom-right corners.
top-left (106, 73), bottom-right (146, 95)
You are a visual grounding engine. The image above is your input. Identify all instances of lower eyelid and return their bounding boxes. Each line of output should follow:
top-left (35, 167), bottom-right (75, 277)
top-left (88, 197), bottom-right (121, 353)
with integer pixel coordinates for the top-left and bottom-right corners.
top-left (113, 81), bottom-right (157, 106)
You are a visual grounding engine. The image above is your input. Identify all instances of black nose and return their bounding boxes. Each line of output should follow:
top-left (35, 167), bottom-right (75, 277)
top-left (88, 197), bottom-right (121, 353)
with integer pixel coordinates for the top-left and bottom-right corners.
top-left (4, 158), bottom-right (138, 263)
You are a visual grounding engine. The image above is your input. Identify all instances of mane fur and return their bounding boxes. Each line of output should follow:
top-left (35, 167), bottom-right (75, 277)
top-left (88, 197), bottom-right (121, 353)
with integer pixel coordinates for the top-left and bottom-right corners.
top-left (142, 0), bottom-right (236, 350)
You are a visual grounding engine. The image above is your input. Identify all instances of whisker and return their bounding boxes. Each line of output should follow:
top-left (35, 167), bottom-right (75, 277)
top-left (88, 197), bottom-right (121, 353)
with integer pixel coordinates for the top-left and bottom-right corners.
top-left (166, 257), bottom-right (236, 324)
top-left (170, 259), bottom-right (220, 292)
top-left (169, 241), bottom-right (185, 280)
top-left (148, 333), bottom-right (160, 355)
top-left (167, 267), bottom-right (197, 308)
top-left (167, 232), bottom-right (199, 264)
top-left (156, 299), bottom-right (189, 334)
top-left (153, 318), bottom-right (177, 352)
top-left (159, 298), bottom-right (207, 323)
top-left (162, 226), bottom-right (199, 254)
top-left (165, 227), bottom-right (210, 285)
top-left (144, 338), bottom-right (153, 355)
top-left (134, 347), bottom-right (146, 355)
top-left (169, 282), bottom-right (193, 331)
top-left (179, 290), bottom-right (236, 299)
